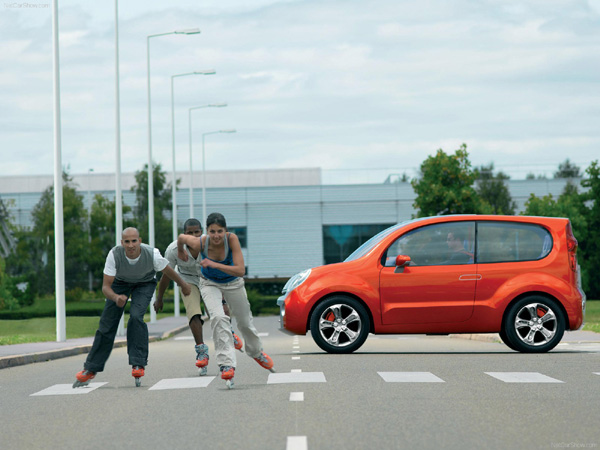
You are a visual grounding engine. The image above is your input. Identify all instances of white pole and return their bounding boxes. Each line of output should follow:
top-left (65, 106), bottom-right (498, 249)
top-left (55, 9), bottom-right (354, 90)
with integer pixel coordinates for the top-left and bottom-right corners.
top-left (188, 108), bottom-right (194, 218)
top-left (170, 76), bottom-right (180, 317)
top-left (52, 0), bottom-right (66, 342)
top-left (202, 133), bottom-right (206, 225)
top-left (115, 0), bottom-right (125, 337)
top-left (87, 168), bottom-right (93, 291)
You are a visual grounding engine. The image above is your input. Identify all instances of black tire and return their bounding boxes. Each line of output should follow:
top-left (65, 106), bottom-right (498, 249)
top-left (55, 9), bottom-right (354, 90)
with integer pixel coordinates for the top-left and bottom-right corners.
top-left (310, 296), bottom-right (370, 354)
top-left (498, 328), bottom-right (519, 351)
top-left (503, 296), bottom-right (565, 353)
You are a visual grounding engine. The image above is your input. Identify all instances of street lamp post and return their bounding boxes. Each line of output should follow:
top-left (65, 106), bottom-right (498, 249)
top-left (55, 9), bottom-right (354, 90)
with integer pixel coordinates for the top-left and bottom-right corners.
top-left (87, 168), bottom-right (94, 291)
top-left (201, 130), bottom-right (237, 224)
top-left (52, 0), bottom-right (66, 342)
top-left (170, 70), bottom-right (215, 318)
top-left (147, 27), bottom-right (200, 323)
top-left (187, 105), bottom-right (228, 218)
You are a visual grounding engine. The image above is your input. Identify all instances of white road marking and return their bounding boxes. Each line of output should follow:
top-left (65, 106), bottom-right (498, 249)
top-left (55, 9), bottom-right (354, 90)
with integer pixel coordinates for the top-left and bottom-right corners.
top-left (31, 382), bottom-right (108, 396)
top-left (175, 336), bottom-right (194, 341)
top-left (292, 357), bottom-right (301, 360)
top-left (485, 372), bottom-right (564, 383)
top-left (149, 377), bottom-right (215, 390)
top-left (292, 350), bottom-right (300, 353)
top-left (378, 372), bottom-right (445, 383)
top-left (291, 369), bottom-right (302, 373)
top-left (268, 372), bottom-right (326, 384)
top-left (258, 332), bottom-right (269, 337)
top-left (289, 392), bottom-right (304, 401)
top-left (293, 346), bottom-right (300, 349)
top-left (287, 436), bottom-right (307, 450)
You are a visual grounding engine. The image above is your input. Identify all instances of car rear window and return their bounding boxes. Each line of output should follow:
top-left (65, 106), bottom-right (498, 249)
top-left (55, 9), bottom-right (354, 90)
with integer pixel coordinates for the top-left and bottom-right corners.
top-left (476, 222), bottom-right (552, 263)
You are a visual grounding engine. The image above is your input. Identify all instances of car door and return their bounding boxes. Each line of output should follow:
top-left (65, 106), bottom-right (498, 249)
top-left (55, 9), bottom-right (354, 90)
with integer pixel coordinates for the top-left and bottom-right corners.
top-left (379, 222), bottom-right (477, 325)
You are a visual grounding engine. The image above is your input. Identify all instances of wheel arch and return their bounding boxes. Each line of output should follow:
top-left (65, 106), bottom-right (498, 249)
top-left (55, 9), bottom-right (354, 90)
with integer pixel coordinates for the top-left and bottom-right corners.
top-left (501, 291), bottom-right (570, 332)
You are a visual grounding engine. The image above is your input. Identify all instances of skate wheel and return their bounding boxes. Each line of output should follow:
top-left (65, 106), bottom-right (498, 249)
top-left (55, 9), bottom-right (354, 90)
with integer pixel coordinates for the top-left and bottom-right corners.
top-left (198, 367), bottom-right (207, 376)
top-left (135, 377), bottom-right (141, 387)
top-left (72, 380), bottom-right (89, 389)
top-left (268, 368), bottom-right (276, 373)
top-left (225, 379), bottom-right (234, 389)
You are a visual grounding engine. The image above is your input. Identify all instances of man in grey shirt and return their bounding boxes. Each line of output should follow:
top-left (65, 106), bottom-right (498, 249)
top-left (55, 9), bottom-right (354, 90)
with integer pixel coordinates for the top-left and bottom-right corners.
top-left (73, 227), bottom-right (191, 388)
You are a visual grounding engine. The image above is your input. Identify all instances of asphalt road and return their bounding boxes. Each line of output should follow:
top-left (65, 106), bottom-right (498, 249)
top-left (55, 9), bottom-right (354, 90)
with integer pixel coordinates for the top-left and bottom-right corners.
top-left (1, 316), bottom-right (599, 450)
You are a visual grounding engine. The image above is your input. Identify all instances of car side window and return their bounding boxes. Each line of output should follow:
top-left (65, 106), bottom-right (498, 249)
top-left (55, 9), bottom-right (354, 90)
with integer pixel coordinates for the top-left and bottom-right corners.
top-left (476, 222), bottom-right (552, 263)
top-left (384, 222), bottom-right (475, 267)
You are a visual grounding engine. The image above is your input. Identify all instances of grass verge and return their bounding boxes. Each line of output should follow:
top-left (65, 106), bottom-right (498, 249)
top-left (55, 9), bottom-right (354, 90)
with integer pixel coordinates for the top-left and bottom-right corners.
top-left (0, 312), bottom-right (175, 345)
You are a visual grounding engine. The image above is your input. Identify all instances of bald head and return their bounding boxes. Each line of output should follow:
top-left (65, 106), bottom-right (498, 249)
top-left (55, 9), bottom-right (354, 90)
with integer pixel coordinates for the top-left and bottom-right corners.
top-left (121, 227), bottom-right (142, 258)
top-left (122, 227), bottom-right (140, 239)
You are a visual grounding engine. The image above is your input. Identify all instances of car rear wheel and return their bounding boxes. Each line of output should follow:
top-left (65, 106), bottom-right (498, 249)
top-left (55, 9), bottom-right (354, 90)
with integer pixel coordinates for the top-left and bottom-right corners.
top-left (310, 296), bottom-right (370, 354)
top-left (503, 296), bottom-right (565, 353)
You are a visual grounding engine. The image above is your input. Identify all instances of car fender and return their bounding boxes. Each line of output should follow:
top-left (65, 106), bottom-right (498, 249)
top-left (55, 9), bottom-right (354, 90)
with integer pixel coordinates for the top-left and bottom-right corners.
top-left (477, 271), bottom-right (578, 327)
top-left (295, 270), bottom-right (380, 331)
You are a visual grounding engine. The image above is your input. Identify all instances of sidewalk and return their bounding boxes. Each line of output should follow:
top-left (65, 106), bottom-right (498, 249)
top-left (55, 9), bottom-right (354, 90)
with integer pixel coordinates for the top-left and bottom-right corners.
top-left (451, 329), bottom-right (600, 344)
top-left (0, 316), bottom-right (189, 370)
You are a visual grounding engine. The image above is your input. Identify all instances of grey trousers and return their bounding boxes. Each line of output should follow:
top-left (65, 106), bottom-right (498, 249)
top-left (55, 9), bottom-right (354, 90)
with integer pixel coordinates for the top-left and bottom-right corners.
top-left (84, 279), bottom-right (156, 372)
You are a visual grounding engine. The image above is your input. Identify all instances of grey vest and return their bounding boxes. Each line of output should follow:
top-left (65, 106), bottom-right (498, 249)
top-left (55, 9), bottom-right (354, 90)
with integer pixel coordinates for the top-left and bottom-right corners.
top-left (113, 243), bottom-right (156, 283)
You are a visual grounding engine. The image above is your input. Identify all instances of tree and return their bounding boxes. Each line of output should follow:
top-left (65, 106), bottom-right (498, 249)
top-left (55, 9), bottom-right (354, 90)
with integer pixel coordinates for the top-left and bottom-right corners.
top-left (131, 163), bottom-right (177, 253)
top-left (579, 161), bottom-right (600, 297)
top-left (411, 144), bottom-right (483, 217)
top-left (475, 163), bottom-right (516, 215)
top-left (6, 171), bottom-right (89, 295)
top-left (87, 194), bottom-right (134, 289)
top-left (554, 159), bottom-right (581, 179)
top-left (522, 160), bottom-right (599, 298)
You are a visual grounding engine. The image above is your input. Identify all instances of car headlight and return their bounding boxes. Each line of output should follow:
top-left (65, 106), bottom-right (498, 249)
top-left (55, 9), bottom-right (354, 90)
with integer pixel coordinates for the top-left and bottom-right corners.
top-left (282, 269), bottom-right (311, 296)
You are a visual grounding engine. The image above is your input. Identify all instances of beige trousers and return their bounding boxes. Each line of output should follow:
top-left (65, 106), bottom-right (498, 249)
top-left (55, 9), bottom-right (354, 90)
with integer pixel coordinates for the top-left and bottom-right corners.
top-left (199, 276), bottom-right (263, 368)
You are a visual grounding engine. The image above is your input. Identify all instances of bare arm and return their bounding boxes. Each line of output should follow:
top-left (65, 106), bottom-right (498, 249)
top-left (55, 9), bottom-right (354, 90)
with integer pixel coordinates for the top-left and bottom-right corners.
top-left (200, 233), bottom-right (245, 278)
top-left (161, 265), bottom-right (191, 296)
top-left (102, 274), bottom-right (128, 307)
top-left (177, 234), bottom-right (202, 262)
top-left (154, 273), bottom-right (171, 312)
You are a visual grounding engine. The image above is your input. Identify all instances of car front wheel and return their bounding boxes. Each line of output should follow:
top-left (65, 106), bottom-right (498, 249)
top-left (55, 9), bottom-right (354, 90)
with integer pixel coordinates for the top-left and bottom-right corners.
top-left (503, 296), bottom-right (565, 353)
top-left (310, 296), bottom-right (370, 354)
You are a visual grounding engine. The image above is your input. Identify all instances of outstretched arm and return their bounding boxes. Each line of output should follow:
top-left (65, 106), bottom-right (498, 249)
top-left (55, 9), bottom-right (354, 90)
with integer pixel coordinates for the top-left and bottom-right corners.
top-left (177, 234), bottom-right (202, 262)
top-left (154, 273), bottom-right (171, 312)
top-left (161, 265), bottom-right (191, 296)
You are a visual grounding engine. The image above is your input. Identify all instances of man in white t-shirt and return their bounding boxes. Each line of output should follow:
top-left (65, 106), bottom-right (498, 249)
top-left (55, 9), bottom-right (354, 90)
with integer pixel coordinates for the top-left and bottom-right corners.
top-left (73, 227), bottom-right (191, 388)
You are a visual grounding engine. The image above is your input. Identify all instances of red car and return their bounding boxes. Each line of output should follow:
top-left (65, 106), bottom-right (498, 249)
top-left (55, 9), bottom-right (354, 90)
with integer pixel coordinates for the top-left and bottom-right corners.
top-left (277, 215), bottom-right (586, 353)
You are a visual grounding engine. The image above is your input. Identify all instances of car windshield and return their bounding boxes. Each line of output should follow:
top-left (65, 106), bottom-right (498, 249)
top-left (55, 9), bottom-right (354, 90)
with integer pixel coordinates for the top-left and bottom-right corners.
top-left (344, 221), bottom-right (411, 262)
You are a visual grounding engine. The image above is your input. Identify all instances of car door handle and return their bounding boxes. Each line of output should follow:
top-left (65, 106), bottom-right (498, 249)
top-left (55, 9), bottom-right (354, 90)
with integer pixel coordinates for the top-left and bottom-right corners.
top-left (459, 274), bottom-right (482, 281)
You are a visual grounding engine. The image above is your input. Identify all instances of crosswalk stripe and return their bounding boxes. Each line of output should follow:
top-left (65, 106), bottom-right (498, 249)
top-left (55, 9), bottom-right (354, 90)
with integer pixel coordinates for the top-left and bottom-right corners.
top-left (378, 372), bottom-right (445, 383)
top-left (485, 372), bottom-right (564, 383)
top-left (268, 372), bottom-right (326, 384)
top-left (148, 377), bottom-right (215, 390)
top-left (287, 436), bottom-right (307, 450)
top-left (289, 392), bottom-right (304, 401)
top-left (31, 382), bottom-right (108, 396)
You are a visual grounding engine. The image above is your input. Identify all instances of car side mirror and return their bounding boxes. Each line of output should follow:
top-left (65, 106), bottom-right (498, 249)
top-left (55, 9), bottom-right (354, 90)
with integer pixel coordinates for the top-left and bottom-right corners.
top-left (394, 255), bottom-right (411, 273)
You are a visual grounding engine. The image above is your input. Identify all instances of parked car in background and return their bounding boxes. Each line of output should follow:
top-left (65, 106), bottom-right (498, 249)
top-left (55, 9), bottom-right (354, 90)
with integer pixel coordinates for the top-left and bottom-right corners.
top-left (277, 215), bottom-right (586, 353)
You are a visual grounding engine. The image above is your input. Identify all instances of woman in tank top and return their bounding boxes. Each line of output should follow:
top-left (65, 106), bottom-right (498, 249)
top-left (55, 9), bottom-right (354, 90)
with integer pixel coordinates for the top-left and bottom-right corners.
top-left (177, 212), bottom-right (274, 387)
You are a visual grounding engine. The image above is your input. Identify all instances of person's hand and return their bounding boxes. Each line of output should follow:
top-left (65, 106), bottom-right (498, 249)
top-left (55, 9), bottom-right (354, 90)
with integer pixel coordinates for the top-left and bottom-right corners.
top-left (115, 294), bottom-right (128, 308)
top-left (180, 282), bottom-right (191, 297)
top-left (178, 247), bottom-right (188, 262)
top-left (200, 258), bottom-right (215, 269)
top-left (154, 297), bottom-right (164, 312)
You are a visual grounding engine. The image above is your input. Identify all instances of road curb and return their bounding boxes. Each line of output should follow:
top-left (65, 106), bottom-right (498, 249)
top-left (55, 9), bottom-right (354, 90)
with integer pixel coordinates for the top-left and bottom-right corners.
top-left (450, 333), bottom-right (502, 344)
top-left (0, 324), bottom-right (189, 370)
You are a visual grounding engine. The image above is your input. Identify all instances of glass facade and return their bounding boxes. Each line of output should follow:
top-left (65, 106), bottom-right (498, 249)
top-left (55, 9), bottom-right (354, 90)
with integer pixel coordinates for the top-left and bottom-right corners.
top-left (323, 224), bottom-right (394, 264)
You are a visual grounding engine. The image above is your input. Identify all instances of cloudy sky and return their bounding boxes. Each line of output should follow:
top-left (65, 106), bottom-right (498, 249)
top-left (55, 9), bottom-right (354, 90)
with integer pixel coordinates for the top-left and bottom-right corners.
top-left (1, 0), bottom-right (599, 184)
